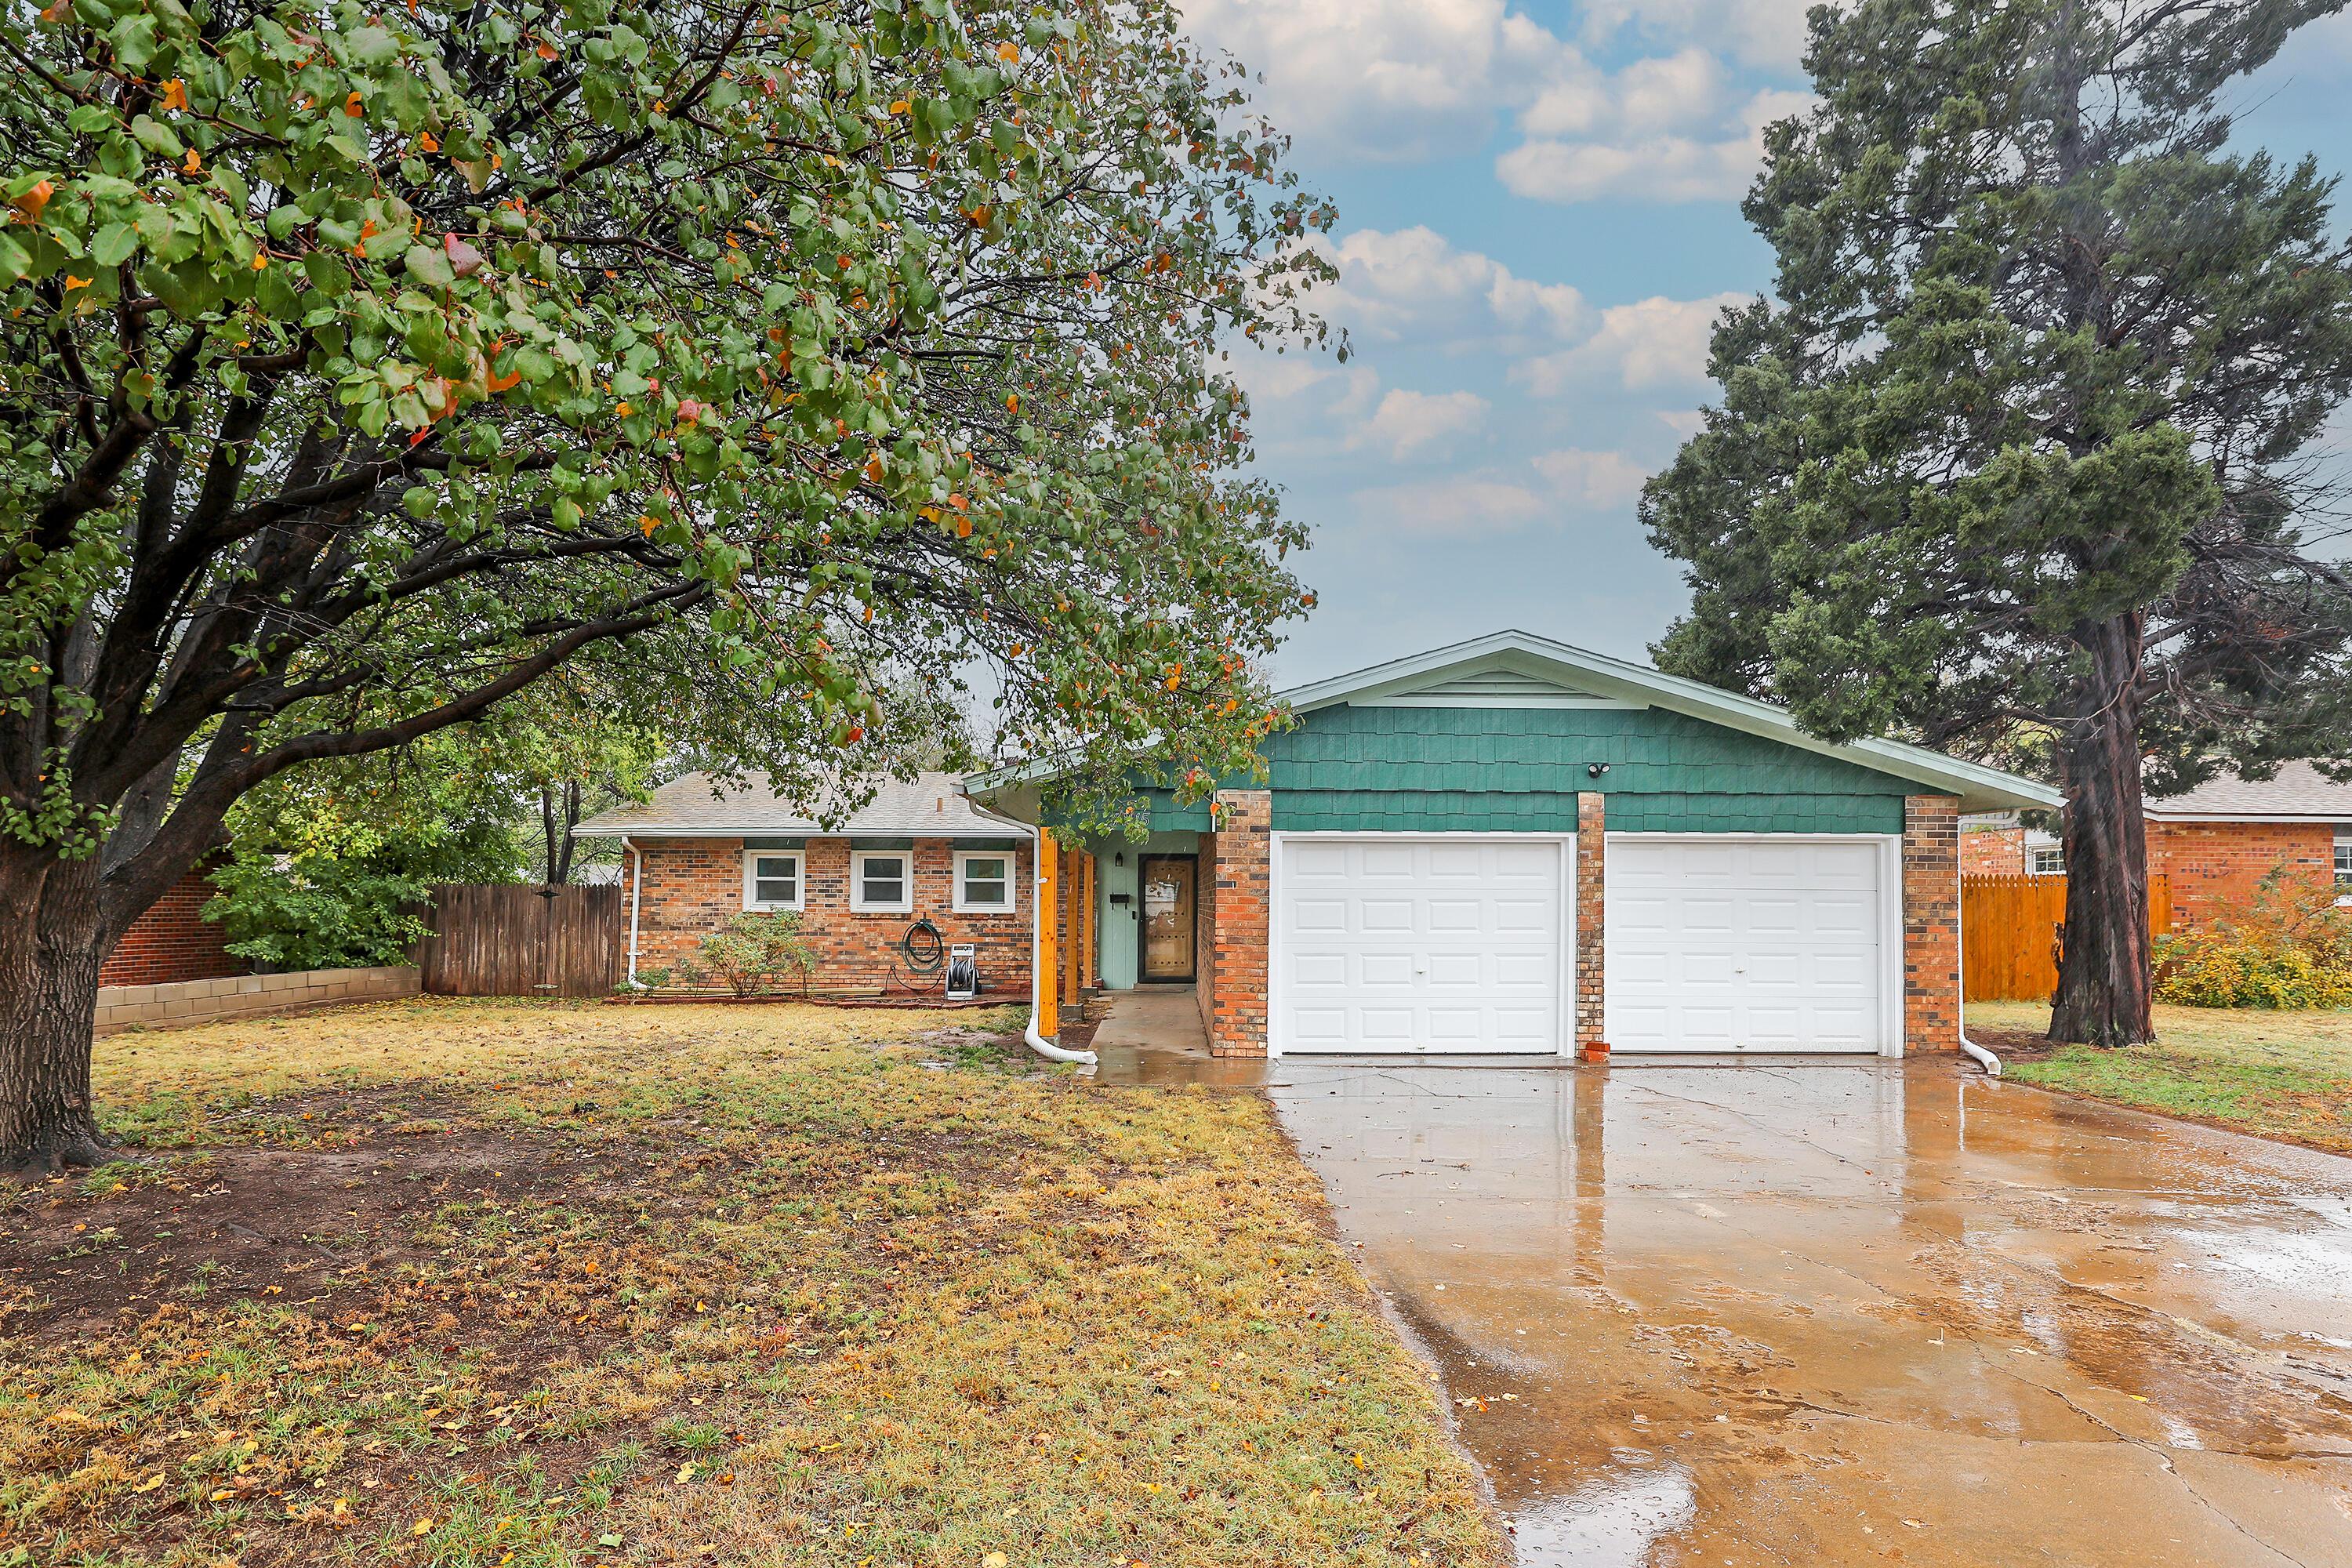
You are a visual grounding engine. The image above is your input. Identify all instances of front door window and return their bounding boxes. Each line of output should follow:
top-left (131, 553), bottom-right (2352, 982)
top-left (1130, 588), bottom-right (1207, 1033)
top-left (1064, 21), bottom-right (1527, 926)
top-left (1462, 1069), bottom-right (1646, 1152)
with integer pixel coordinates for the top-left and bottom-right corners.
top-left (1140, 857), bottom-right (1196, 981)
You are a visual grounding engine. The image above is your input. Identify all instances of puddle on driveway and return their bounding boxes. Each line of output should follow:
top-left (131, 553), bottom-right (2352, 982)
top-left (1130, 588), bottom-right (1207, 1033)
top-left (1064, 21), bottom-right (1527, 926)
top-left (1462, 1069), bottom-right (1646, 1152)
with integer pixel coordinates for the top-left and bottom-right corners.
top-left (1267, 1060), bottom-right (2352, 1566)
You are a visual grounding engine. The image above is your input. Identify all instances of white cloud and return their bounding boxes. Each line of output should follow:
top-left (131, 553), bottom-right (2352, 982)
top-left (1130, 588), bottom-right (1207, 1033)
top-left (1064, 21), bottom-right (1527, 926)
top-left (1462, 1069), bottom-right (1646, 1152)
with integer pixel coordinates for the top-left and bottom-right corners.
top-left (1499, 87), bottom-right (1810, 204)
top-left (1225, 350), bottom-right (1337, 404)
top-left (1181, 0), bottom-right (1813, 207)
top-left (1312, 227), bottom-right (1589, 350)
top-left (1531, 448), bottom-right (1653, 510)
top-left (1180, 0), bottom-right (1570, 162)
top-left (1351, 476), bottom-right (1552, 537)
top-left (1521, 49), bottom-right (1727, 140)
top-left (1352, 448), bottom-right (1657, 539)
top-left (1656, 408), bottom-right (1708, 439)
top-left (1577, 0), bottom-right (1817, 71)
top-left (1349, 388), bottom-right (1492, 459)
top-left (1512, 292), bottom-right (1744, 395)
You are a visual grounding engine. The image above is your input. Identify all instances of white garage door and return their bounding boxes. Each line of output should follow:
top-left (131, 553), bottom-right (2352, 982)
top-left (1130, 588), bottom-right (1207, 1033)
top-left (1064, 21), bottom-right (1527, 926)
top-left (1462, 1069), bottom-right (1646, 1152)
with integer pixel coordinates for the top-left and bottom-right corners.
top-left (1277, 836), bottom-right (1566, 1054)
top-left (1607, 837), bottom-right (1888, 1054)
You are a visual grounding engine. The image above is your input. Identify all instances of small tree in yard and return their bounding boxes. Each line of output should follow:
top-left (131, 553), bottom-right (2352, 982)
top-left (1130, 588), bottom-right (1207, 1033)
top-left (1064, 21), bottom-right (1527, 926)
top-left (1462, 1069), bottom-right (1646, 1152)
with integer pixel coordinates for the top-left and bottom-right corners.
top-left (694, 912), bottom-right (816, 997)
top-left (0, 0), bottom-right (1337, 1167)
top-left (1644, 0), bottom-right (2352, 1047)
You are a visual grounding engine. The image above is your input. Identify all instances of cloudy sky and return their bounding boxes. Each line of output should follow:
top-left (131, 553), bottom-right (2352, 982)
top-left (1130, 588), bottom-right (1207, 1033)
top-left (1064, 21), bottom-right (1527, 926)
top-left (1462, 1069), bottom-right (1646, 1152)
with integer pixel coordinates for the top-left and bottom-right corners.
top-left (1183, 0), bottom-right (2352, 686)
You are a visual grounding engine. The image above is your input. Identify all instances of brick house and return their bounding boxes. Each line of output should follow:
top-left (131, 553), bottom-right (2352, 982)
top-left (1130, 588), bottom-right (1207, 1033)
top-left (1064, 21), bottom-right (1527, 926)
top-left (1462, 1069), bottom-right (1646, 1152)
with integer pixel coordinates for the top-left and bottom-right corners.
top-left (572, 771), bottom-right (1034, 998)
top-left (1958, 816), bottom-right (2063, 877)
top-left (2143, 763), bottom-right (2352, 926)
top-left (1965, 763), bottom-right (2352, 927)
top-left (971, 630), bottom-right (2056, 1061)
top-left (98, 857), bottom-right (245, 989)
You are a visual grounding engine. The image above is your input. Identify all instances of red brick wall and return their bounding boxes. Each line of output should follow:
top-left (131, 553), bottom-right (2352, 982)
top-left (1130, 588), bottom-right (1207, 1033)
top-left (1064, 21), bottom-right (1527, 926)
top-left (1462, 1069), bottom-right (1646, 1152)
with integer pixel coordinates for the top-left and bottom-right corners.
top-left (633, 837), bottom-right (1032, 994)
top-left (1205, 789), bottom-right (1271, 1057)
top-left (2147, 819), bottom-right (2334, 927)
top-left (1961, 823), bottom-right (2024, 876)
top-left (1575, 792), bottom-right (1607, 1051)
top-left (1904, 795), bottom-right (1962, 1054)
top-left (100, 862), bottom-right (245, 988)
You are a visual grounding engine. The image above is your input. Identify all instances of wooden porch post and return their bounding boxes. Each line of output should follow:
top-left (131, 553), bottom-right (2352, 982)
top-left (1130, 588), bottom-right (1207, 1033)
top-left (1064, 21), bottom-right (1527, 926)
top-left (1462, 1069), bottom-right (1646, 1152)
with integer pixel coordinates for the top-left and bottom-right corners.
top-left (1035, 829), bottom-right (1058, 1037)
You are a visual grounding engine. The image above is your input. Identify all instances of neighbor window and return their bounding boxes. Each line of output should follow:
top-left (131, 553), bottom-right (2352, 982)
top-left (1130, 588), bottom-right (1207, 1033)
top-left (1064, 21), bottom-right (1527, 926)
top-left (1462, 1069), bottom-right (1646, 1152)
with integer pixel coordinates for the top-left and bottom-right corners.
top-left (955, 850), bottom-right (1015, 913)
top-left (2336, 828), bottom-right (2352, 887)
top-left (851, 851), bottom-right (911, 913)
top-left (743, 850), bottom-right (803, 910)
top-left (2028, 845), bottom-right (2065, 877)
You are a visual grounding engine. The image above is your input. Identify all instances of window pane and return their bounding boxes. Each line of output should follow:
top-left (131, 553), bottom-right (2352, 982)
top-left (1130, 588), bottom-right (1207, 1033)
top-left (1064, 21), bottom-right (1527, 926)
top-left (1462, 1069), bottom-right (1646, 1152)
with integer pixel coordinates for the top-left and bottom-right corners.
top-left (962, 856), bottom-right (1008, 906)
top-left (862, 856), bottom-right (906, 904)
top-left (753, 855), bottom-right (797, 904)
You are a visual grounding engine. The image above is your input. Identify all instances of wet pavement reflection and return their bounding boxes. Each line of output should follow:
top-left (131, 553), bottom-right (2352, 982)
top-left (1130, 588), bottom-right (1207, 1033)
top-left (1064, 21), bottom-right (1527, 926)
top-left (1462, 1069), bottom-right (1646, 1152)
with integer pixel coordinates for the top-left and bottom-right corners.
top-left (1261, 1060), bottom-right (2352, 1566)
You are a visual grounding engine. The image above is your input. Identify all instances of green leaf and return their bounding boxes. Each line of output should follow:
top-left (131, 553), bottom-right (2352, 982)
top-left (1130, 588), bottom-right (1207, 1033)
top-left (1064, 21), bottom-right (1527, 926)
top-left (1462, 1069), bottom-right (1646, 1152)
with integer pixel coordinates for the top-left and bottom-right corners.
top-left (90, 223), bottom-right (138, 268)
top-left (109, 13), bottom-right (158, 70)
top-left (404, 242), bottom-right (456, 289)
top-left (129, 115), bottom-right (183, 159)
top-left (0, 233), bottom-right (30, 289)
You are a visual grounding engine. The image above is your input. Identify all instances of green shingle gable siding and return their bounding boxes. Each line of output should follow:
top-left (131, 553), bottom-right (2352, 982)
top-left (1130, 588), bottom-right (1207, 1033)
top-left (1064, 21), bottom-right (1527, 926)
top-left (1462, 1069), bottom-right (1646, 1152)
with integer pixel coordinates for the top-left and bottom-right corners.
top-left (1263, 704), bottom-right (1915, 834)
top-left (1142, 787), bottom-right (1214, 832)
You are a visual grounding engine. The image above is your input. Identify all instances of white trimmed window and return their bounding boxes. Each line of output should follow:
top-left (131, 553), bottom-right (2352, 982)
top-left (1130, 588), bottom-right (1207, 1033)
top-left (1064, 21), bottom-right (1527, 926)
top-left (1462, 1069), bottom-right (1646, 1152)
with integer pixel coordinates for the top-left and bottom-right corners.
top-left (2335, 827), bottom-right (2352, 887)
top-left (851, 850), bottom-right (912, 913)
top-left (954, 850), bottom-right (1015, 913)
top-left (743, 850), bottom-right (804, 910)
top-left (2028, 844), bottom-right (2065, 877)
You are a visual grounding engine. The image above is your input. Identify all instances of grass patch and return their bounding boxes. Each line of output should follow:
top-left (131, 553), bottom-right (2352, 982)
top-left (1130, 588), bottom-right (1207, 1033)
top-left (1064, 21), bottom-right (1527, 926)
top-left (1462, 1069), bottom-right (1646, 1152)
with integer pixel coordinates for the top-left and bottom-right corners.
top-left (1969, 1000), bottom-right (2352, 1153)
top-left (0, 1000), bottom-right (1502, 1566)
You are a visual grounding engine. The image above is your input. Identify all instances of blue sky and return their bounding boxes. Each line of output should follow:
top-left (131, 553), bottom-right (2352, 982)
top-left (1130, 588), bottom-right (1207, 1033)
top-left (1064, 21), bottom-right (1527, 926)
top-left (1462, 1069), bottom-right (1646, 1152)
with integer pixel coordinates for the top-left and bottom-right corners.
top-left (1181, 1), bottom-right (2352, 686)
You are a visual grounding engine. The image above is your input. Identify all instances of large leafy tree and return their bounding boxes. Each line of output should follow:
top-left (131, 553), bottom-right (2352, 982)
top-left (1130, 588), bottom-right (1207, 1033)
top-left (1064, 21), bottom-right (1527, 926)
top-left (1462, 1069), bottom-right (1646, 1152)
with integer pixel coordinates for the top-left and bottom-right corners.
top-left (1644, 0), bottom-right (2352, 1047)
top-left (0, 0), bottom-right (1334, 1167)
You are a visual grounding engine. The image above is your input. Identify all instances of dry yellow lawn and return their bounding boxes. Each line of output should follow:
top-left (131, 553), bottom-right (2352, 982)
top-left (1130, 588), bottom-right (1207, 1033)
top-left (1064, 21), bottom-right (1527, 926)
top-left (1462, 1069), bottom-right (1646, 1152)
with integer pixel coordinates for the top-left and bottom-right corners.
top-left (1, 999), bottom-right (1504, 1567)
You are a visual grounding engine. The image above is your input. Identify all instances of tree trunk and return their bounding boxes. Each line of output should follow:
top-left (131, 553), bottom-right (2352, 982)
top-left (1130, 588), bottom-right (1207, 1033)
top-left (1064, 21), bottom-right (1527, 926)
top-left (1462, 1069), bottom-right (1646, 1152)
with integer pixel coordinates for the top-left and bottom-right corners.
top-left (2049, 614), bottom-right (2156, 1047)
top-left (0, 847), bottom-right (114, 1171)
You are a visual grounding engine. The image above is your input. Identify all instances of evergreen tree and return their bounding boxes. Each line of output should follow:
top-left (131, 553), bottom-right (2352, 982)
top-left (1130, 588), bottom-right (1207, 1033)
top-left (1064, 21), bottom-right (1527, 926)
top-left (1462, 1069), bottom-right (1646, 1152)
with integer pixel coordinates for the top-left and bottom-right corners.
top-left (1644, 0), bottom-right (2352, 1045)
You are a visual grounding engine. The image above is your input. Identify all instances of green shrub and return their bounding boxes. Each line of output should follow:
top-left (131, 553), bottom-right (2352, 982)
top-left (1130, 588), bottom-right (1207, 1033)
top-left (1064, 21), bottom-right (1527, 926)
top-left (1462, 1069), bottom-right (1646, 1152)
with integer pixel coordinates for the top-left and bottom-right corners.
top-left (2154, 868), bottom-right (2352, 1008)
top-left (695, 913), bottom-right (816, 997)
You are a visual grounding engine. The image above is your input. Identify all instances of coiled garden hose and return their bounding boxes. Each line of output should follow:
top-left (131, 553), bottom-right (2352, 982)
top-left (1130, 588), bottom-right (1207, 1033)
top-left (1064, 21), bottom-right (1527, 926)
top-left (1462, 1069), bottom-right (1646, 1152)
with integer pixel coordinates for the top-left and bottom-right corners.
top-left (888, 917), bottom-right (947, 993)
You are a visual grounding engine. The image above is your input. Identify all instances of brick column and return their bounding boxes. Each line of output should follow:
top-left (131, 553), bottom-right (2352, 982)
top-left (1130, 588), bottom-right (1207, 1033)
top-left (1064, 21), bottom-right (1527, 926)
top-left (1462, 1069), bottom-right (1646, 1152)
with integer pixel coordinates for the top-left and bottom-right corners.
top-left (1206, 789), bottom-right (1272, 1057)
top-left (1575, 792), bottom-right (1609, 1058)
top-left (1904, 794), bottom-right (1962, 1054)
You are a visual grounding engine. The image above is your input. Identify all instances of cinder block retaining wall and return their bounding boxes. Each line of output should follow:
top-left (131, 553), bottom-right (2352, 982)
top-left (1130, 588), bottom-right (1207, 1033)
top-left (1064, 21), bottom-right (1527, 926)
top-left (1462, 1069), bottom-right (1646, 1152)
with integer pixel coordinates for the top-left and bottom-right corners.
top-left (95, 965), bottom-right (421, 1035)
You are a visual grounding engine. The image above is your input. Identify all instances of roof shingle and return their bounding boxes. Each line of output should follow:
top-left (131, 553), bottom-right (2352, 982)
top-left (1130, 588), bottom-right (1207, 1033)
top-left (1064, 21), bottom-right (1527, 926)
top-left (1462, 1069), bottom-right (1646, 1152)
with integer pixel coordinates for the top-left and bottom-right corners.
top-left (2145, 760), bottom-right (2352, 821)
top-left (572, 771), bottom-right (1030, 838)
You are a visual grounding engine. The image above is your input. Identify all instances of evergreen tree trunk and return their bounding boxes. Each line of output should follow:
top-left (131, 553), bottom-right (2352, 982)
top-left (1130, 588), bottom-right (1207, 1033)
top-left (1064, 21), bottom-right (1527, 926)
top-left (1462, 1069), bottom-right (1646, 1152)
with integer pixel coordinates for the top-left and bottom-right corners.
top-left (2049, 614), bottom-right (2156, 1047)
top-left (0, 848), bottom-right (114, 1171)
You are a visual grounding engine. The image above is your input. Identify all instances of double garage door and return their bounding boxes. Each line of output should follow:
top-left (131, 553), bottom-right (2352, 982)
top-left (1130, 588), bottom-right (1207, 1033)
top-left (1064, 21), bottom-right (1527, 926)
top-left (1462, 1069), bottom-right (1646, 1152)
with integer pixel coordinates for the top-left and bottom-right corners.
top-left (1275, 834), bottom-right (1889, 1055)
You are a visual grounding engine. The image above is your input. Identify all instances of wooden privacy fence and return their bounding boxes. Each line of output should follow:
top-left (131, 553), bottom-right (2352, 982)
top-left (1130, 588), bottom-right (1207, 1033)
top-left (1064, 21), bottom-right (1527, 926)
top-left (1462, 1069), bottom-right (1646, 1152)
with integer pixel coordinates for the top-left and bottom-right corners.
top-left (1962, 874), bottom-right (2172, 1002)
top-left (416, 884), bottom-right (623, 997)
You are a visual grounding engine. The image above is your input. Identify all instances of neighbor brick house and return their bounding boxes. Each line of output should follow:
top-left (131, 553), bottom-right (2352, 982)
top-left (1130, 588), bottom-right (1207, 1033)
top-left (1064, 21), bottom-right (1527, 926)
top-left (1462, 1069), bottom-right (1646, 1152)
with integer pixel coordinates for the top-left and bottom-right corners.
top-left (1963, 762), bottom-right (2352, 927)
top-left (572, 772), bottom-right (1034, 998)
top-left (971, 630), bottom-right (2056, 1061)
top-left (2143, 762), bottom-right (2352, 926)
top-left (97, 857), bottom-right (245, 989)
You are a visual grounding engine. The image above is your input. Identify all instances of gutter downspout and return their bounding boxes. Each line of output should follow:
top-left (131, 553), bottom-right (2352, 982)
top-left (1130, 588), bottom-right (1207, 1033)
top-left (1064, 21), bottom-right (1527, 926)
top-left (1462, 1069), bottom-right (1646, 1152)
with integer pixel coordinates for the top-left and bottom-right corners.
top-left (1024, 833), bottom-right (1096, 1066)
top-left (622, 835), bottom-right (644, 990)
top-left (1954, 854), bottom-right (2000, 1076)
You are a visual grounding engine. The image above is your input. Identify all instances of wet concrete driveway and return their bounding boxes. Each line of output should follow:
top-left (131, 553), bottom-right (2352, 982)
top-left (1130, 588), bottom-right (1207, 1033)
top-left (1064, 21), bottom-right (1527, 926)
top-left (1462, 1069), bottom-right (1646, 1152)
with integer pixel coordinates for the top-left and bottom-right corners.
top-left (1266, 1061), bottom-right (2352, 1566)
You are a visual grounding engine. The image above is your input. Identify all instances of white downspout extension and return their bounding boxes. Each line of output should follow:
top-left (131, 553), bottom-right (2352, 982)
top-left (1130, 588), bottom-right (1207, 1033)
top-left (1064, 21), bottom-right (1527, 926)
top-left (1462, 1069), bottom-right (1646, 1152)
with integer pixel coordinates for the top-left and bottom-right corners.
top-left (622, 835), bottom-right (644, 990)
top-left (1954, 856), bottom-right (2001, 1076)
top-left (1023, 840), bottom-right (1097, 1066)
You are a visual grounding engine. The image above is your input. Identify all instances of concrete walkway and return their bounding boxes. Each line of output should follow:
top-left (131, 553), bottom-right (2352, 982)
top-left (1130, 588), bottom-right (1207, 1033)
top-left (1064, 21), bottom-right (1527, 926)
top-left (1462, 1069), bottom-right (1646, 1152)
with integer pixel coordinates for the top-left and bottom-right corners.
top-left (1085, 987), bottom-right (1267, 1087)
